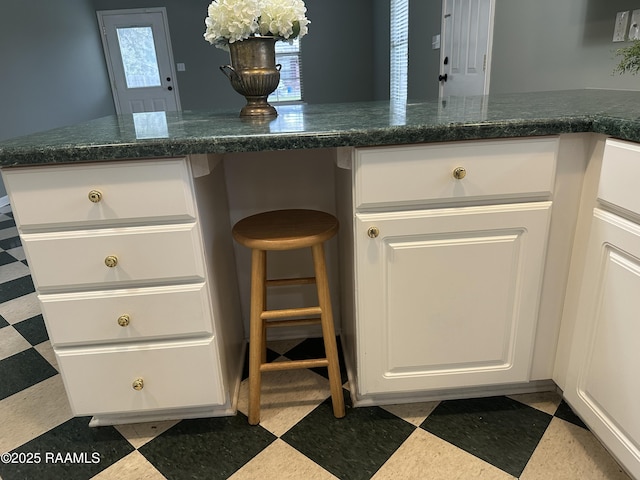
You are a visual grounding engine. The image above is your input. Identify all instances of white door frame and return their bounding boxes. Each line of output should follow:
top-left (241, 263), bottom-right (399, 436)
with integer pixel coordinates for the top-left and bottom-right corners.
top-left (439, 0), bottom-right (495, 97)
top-left (97, 7), bottom-right (181, 114)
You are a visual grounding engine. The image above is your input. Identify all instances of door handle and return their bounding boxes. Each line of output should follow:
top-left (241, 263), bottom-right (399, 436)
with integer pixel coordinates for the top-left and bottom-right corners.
top-left (439, 74), bottom-right (448, 82)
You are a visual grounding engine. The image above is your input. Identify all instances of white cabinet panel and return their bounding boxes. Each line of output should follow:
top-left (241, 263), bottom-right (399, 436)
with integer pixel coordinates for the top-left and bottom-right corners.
top-left (3, 158), bottom-right (196, 230)
top-left (40, 283), bottom-right (213, 347)
top-left (23, 224), bottom-right (205, 291)
top-left (565, 209), bottom-right (640, 479)
top-left (599, 139), bottom-right (640, 218)
top-left (58, 338), bottom-right (225, 415)
top-left (355, 138), bottom-right (557, 209)
top-left (355, 202), bottom-right (551, 395)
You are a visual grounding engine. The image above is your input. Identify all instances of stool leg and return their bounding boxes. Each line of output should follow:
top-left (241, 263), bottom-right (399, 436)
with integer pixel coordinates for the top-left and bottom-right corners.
top-left (248, 249), bottom-right (266, 425)
top-left (311, 243), bottom-right (346, 419)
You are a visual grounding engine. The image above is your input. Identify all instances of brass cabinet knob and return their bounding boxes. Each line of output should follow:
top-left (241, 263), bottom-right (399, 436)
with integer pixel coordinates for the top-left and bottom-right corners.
top-left (88, 190), bottom-right (103, 203)
top-left (367, 226), bottom-right (380, 238)
top-left (117, 314), bottom-right (130, 327)
top-left (132, 378), bottom-right (144, 391)
top-left (453, 167), bottom-right (467, 179)
top-left (104, 255), bottom-right (118, 268)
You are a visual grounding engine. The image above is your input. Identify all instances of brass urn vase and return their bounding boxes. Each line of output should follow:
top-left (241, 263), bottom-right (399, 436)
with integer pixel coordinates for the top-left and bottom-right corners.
top-left (220, 36), bottom-right (281, 118)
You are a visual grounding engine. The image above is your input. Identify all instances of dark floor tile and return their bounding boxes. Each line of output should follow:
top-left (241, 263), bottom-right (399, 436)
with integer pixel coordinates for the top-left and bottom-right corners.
top-left (0, 275), bottom-right (35, 303)
top-left (281, 389), bottom-right (415, 480)
top-left (14, 314), bottom-right (49, 345)
top-left (555, 399), bottom-right (588, 429)
top-left (283, 336), bottom-right (349, 384)
top-left (0, 416), bottom-right (134, 480)
top-left (0, 218), bottom-right (16, 230)
top-left (242, 345), bottom-right (282, 381)
top-left (139, 413), bottom-right (276, 480)
top-left (0, 314), bottom-right (9, 328)
top-left (0, 236), bottom-right (22, 250)
top-left (0, 348), bottom-right (58, 400)
top-left (0, 251), bottom-right (18, 266)
top-left (421, 395), bottom-right (552, 478)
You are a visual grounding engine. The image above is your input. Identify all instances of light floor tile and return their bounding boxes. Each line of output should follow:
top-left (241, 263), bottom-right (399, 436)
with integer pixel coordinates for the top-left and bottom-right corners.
top-left (237, 365), bottom-right (330, 437)
top-left (267, 338), bottom-right (304, 355)
top-left (0, 292), bottom-right (41, 324)
top-left (33, 340), bottom-right (57, 370)
top-left (116, 420), bottom-right (181, 449)
top-left (0, 262), bottom-right (31, 284)
top-left (6, 246), bottom-right (26, 262)
top-left (520, 418), bottom-right (631, 480)
top-left (0, 375), bottom-right (73, 453)
top-left (507, 391), bottom-right (562, 415)
top-left (382, 401), bottom-right (439, 427)
top-left (92, 451), bottom-right (167, 480)
top-left (229, 438), bottom-right (339, 480)
top-left (0, 325), bottom-right (31, 361)
top-left (372, 429), bottom-right (516, 480)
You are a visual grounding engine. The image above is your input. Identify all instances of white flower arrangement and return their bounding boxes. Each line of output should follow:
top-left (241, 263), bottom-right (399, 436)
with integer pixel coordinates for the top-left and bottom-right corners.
top-left (204, 0), bottom-right (310, 50)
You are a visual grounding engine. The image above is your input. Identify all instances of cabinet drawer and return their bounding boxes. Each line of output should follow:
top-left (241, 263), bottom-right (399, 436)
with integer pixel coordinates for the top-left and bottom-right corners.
top-left (57, 338), bottom-right (225, 415)
top-left (599, 139), bottom-right (640, 217)
top-left (3, 158), bottom-right (196, 230)
top-left (22, 224), bottom-right (205, 291)
top-left (355, 138), bottom-right (557, 209)
top-left (40, 284), bottom-right (213, 347)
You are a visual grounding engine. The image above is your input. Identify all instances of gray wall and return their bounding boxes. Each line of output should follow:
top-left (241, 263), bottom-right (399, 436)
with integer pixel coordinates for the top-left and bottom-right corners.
top-left (491, 0), bottom-right (640, 93)
top-left (0, 0), bottom-right (115, 197)
top-left (92, 0), bottom-right (377, 110)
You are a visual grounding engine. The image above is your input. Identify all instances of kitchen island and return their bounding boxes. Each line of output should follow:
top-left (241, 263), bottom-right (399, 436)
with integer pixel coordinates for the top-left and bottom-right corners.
top-left (1, 89), bottom-right (639, 478)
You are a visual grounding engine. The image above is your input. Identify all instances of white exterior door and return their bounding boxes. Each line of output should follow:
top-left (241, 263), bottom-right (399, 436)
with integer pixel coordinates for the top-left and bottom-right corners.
top-left (98, 8), bottom-right (181, 114)
top-left (440, 0), bottom-right (494, 97)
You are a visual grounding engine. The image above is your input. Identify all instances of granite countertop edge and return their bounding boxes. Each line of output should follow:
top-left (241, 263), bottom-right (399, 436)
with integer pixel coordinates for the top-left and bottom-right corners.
top-left (1, 90), bottom-right (639, 167)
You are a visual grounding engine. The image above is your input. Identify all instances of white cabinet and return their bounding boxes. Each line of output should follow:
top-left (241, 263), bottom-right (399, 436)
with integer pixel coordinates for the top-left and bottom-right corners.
top-left (2, 157), bottom-right (244, 425)
top-left (344, 138), bottom-right (558, 402)
top-left (564, 139), bottom-right (640, 479)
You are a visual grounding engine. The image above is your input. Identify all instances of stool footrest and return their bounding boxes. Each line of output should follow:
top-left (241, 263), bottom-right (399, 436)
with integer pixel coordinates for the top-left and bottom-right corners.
top-left (266, 277), bottom-right (316, 287)
top-left (260, 358), bottom-right (329, 372)
top-left (260, 306), bottom-right (322, 320)
top-left (265, 317), bottom-right (322, 328)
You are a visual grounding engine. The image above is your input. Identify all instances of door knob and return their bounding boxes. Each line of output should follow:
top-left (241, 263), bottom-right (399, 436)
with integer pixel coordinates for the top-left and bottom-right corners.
top-left (439, 74), bottom-right (448, 82)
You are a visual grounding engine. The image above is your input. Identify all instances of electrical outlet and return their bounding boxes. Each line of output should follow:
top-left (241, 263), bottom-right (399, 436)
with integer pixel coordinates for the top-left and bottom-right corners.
top-left (176, 63), bottom-right (186, 72)
top-left (613, 11), bottom-right (630, 42)
top-left (629, 9), bottom-right (640, 41)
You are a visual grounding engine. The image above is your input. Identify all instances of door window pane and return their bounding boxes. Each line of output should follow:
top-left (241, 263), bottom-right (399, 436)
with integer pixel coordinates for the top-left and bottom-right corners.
top-left (117, 27), bottom-right (161, 88)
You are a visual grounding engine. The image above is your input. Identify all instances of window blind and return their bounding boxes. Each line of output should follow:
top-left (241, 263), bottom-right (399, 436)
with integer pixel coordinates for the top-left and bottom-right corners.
top-left (390, 0), bottom-right (409, 105)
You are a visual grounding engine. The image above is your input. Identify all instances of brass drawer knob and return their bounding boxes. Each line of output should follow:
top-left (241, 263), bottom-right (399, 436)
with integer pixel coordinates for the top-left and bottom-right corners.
top-left (117, 314), bottom-right (130, 327)
top-left (453, 167), bottom-right (467, 180)
top-left (367, 226), bottom-right (380, 238)
top-left (104, 255), bottom-right (118, 268)
top-left (132, 378), bottom-right (144, 391)
top-left (88, 190), bottom-right (103, 203)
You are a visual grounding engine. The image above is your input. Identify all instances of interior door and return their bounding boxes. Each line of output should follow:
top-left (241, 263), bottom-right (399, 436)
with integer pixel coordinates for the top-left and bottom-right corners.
top-left (97, 8), bottom-right (181, 114)
top-left (440, 0), bottom-right (494, 97)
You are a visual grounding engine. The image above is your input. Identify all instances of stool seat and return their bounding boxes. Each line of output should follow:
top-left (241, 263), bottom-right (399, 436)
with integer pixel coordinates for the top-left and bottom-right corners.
top-left (232, 209), bottom-right (346, 425)
top-left (232, 209), bottom-right (339, 250)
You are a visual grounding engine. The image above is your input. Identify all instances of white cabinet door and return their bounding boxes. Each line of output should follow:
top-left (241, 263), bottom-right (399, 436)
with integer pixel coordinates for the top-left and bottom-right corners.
top-left (355, 202), bottom-right (551, 395)
top-left (565, 209), bottom-right (640, 479)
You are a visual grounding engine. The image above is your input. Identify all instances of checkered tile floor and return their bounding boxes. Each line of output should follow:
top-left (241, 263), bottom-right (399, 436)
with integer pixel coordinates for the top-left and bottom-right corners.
top-left (0, 203), bottom-right (632, 479)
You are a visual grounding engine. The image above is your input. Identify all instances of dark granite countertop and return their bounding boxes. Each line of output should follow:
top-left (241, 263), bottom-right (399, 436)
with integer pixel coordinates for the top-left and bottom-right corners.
top-left (1, 89), bottom-right (639, 167)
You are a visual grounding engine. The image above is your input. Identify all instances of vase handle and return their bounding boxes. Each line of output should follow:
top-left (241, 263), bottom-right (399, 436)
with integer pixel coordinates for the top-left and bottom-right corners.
top-left (276, 63), bottom-right (282, 71)
top-left (220, 64), bottom-right (237, 80)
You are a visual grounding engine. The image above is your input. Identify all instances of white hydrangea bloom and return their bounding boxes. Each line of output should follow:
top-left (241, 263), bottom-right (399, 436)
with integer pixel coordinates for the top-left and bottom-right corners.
top-left (204, 0), bottom-right (309, 49)
top-left (204, 0), bottom-right (261, 47)
top-left (258, 0), bottom-right (309, 40)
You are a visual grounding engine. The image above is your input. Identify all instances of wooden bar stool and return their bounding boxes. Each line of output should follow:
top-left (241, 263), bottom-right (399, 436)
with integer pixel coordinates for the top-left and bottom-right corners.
top-left (232, 209), bottom-right (346, 425)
